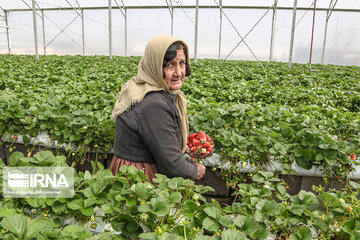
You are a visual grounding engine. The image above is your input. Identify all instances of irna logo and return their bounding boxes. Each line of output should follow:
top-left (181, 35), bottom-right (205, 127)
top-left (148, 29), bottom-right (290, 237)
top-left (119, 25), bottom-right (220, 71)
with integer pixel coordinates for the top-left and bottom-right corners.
top-left (8, 173), bottom-right (69, 188)
top-left (3, 167), bottom-right (74, 198)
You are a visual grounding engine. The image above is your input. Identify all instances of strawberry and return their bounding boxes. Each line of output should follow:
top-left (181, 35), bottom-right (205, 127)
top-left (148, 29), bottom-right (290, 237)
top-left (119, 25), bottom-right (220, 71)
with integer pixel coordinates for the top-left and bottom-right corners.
top-left (198, 130), bottom-right (207, 142)
top-left (188, 133), bottom-right (198, 142)
top-left (191, 146), bottom-right (197, 152)
top-left (189, 143), bottom-right (193, 148)
top-left (350, 154), bottom-right (356, 160)
top-left (206, 134), bottom-right (211, 142)
top-left (286, 186), bottom-right (289, 190)
top-left (207, 147), bottom-right (213, 153)
top-left (203, 142), bottom-right (210, 148)
top-left (200, 148), bottom-right (207, 155)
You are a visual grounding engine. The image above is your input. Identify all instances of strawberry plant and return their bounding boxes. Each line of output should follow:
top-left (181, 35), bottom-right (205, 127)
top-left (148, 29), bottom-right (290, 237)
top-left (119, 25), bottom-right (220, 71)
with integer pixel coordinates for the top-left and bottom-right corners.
top-left (1, 55), bottom-right (359, 177)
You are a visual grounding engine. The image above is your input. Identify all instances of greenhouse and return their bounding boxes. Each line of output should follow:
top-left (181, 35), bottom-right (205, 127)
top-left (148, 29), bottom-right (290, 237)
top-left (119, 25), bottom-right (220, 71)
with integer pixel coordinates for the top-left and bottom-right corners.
top-left (0, 0), bottom-right (360, 239)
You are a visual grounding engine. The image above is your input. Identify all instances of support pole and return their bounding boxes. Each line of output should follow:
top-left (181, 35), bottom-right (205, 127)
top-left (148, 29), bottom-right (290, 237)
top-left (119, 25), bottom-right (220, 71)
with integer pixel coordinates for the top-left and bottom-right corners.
top-left (288, 0), bottom-right (298, 68)
top-left (321, 0), bottom-right (338, 64)
top-left (124, 8), bottom-right (127, 56)
top-left (81, 9), bottom-right (85, 55)
top-left (194, 0), bottom-right (199, 63)
top-left (218, 0), bottom-right (222, 60)
top-left (321, 10), bottom-right (329, 64)
top-left (41, 10), bottom-right (46, 55)
top-left (309, 0), bottom-right (317, 71)
top-left (166, 0), bottom-right (174, 35)
top-left (108, 0), bottom-right (112, 59)
top-left (171, 6), bottom-right (173, 35)
top-left (4, 11), bottom-right (11, 54)
top-left (269, 0), bottom-right (277, 62)
top-left (32, 0), bottom-right (39, 60)
top-left (45, 15), bottom-right (79, 48)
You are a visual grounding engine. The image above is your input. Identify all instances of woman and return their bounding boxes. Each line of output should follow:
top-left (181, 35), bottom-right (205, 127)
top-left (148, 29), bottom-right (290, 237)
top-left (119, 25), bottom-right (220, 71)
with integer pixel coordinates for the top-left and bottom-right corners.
top-left (110, 35), bottom-right (206, 183)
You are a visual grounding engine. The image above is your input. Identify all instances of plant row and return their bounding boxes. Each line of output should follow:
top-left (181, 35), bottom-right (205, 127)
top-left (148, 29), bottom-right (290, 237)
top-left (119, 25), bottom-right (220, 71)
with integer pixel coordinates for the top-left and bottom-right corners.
top-left (0, 55), bottom-right (359, 176)
top-left (1, 151), bottom-right (360, 239)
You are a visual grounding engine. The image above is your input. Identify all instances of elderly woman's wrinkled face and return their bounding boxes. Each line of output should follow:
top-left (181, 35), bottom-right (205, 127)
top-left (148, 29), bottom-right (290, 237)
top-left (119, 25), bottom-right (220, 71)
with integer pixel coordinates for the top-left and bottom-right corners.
top-left (163, 48), bottom-right (186, 90)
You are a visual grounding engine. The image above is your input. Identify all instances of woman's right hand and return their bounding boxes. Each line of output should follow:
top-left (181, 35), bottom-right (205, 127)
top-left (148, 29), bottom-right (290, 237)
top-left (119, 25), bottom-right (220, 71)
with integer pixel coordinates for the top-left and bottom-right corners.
top-left (195, 163), bottom-right (206, 180)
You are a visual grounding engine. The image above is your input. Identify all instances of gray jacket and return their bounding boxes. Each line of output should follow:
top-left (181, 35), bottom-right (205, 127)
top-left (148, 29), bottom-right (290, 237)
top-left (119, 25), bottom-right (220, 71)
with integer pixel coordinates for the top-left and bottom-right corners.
top-left (113, 91), bottom-right (198, 180)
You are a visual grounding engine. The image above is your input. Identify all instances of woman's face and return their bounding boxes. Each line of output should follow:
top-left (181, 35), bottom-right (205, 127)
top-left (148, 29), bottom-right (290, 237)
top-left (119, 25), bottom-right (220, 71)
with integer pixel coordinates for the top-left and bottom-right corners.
top-left (163, 48), bottom-right (186, 90)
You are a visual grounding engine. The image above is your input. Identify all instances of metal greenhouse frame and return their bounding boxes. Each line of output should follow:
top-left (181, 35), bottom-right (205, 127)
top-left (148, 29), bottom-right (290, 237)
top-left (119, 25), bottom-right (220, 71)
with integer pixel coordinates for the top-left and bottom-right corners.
top-left (1, 0), bottom-right (359, 67)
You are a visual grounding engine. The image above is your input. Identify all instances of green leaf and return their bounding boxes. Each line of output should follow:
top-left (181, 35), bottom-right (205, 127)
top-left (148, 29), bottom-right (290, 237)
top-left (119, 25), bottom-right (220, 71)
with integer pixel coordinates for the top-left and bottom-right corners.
top-left (158, 190), bottom-right (170, 199)
top-left (26, 198), bottom-right (47, 208)
top-left (138, 204), bottom-right (151, 213)
top-left (252, 171), bottom-right (273, 183)
top-left (27, 218), bottom-right (54, 238)
top-left (63, 225), bottom-right (84, 234)
top-left (315, 153), bottom-right (324, 161)
top-left (1, 214), bottom-right (27, 238)
top-left (101, 203), bottom-right (113, 214)
top-left (135, 183), bottom-right (149, 198)
top-left (0, 207), bottom-right (17, 217)
top-left (350, 181), bottom-right (360, 190)
top-left (342, 220), bottom-right (356, 234)
top-left (34, 151), bottom-right (56, 165)
top-left (91, 179), bottom-right (109, 195)
top-left (203, 207), bottom-right (222, 220)
top-left (325, 157), bottom-right (336, 166)
top-left (152, 201), bottom-right (169, 216)
top-left (183, 201), bottom-right (198, 217)
top-left (168, 178), bottom-right (182, 189)
top-left (84, 198), bottom-right (96, 208)
top-left (81, 207), bottom-right (95, 216)
top-left (152, 174), bottom-right (168, 184)
top-left (219, 215), bottom-right (233, 227)
top-left (255, 200), bottom-right (279, 221)
top-left (289, 226), bottom-right (312, 240)
top-left (233, 215), bottom-right (258, 236)
top-left (221, 229), bottom-right (247, 240)
top-left (195, 185), bottom-right (215, 194)
top-left (324, 149), bottom-right (337, 159)
top-left (9, 152), bottom-right (25, 166)
top-left (169, 192), bottom-right (182, 203)
top-left (252, 224), bottom-right (269, 240)
top-left (67, 199), bottom-right (83, 210)
top-left (52, 201), bottom-right (67, 213)
top-left (202, 217), bottom-right (220, 232)
top-left (111, 214), bottom-right (142, 238)
top-left (138, 232), bottom-right (157, 240)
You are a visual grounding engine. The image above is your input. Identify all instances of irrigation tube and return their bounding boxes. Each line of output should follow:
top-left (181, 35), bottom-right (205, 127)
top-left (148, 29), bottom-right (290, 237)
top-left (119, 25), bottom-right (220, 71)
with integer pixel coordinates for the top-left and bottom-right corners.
top-left (2, 132), bottom-right (360, 180)
top-left (203, 153), bottom-right (360, 180)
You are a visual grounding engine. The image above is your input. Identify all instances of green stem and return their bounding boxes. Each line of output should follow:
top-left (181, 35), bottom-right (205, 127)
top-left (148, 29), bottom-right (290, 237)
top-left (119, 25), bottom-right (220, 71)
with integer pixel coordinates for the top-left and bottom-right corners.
top-left (184, 225), bottom-right (187, 240)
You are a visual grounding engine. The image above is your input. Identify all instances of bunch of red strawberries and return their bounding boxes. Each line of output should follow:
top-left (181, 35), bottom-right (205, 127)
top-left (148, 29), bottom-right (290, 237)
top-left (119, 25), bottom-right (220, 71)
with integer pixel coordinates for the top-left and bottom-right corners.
top-left (187, 130), bottom-right (214, 156)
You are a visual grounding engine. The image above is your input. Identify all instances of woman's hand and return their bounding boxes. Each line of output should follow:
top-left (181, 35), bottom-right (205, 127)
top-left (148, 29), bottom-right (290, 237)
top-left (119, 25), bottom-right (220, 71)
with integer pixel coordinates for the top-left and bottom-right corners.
top-left (195, 163), bottom-right (206, 180)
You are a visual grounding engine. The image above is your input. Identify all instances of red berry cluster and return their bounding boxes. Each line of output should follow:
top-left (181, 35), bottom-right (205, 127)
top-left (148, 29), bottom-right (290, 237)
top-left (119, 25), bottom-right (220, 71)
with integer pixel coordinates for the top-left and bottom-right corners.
top-left (187, 130), bottom-right (214, 156)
